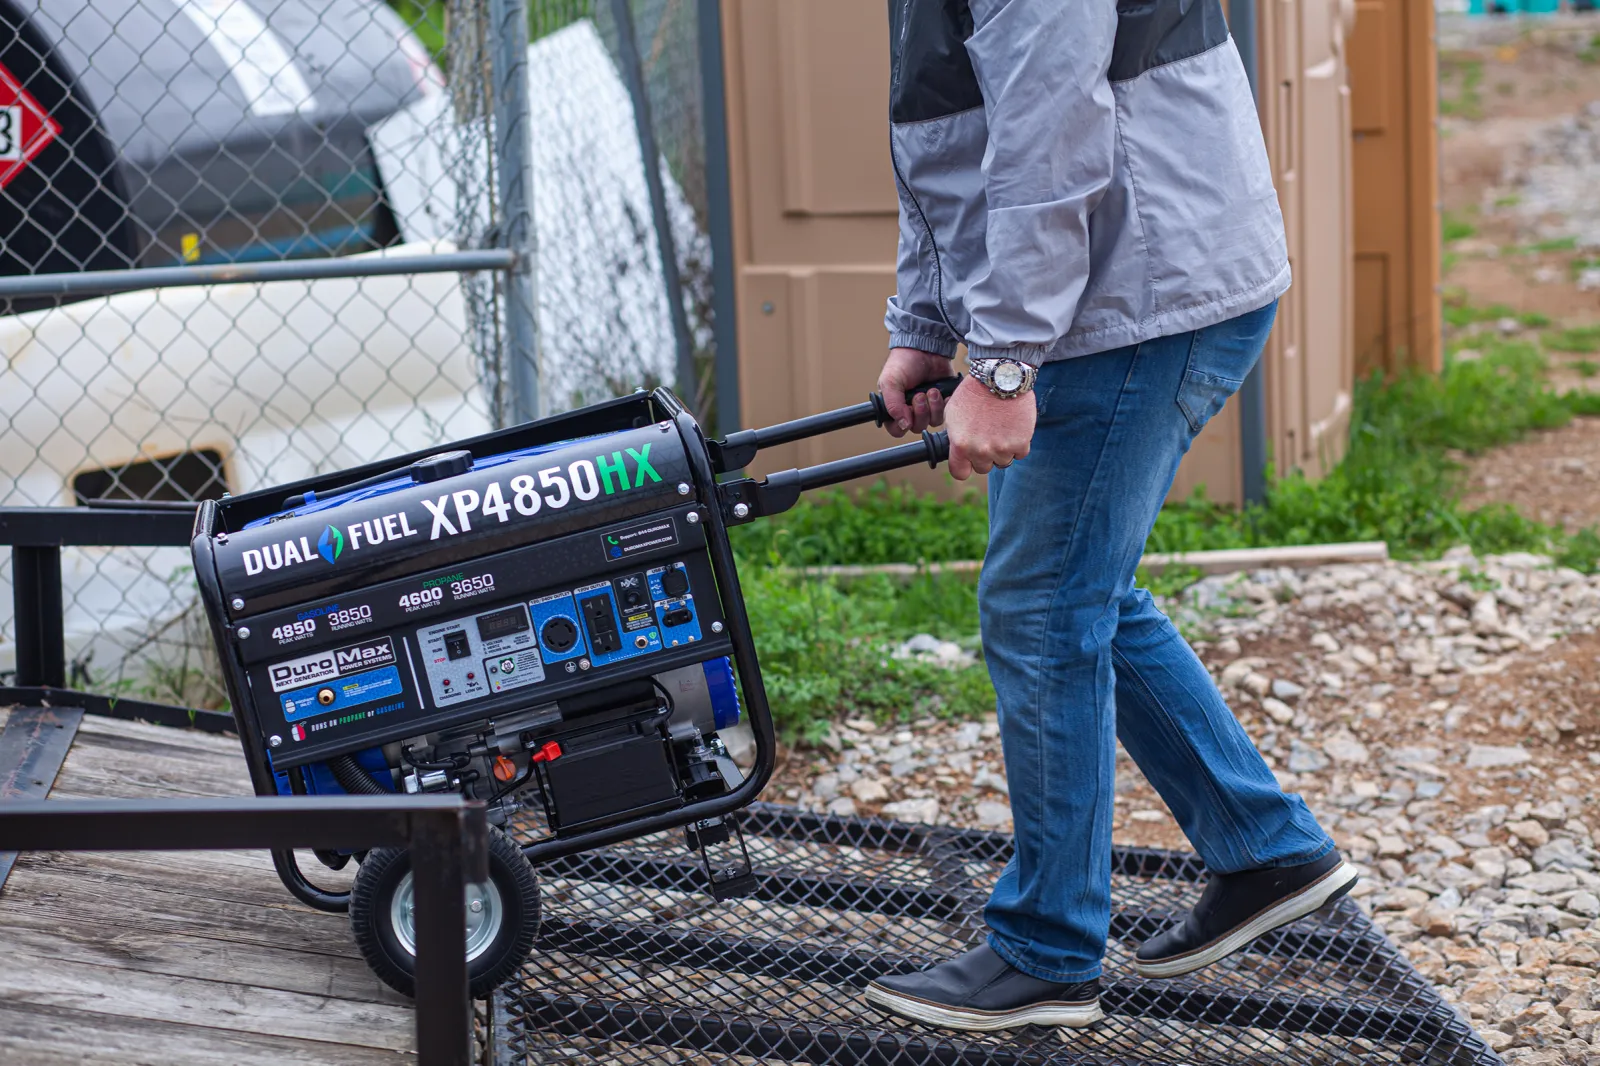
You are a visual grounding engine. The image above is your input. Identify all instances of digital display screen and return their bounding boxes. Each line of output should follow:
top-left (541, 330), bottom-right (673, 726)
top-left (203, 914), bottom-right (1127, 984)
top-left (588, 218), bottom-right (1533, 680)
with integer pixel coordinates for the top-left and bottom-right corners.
top-left (476, 605), bottom-right (530, 641)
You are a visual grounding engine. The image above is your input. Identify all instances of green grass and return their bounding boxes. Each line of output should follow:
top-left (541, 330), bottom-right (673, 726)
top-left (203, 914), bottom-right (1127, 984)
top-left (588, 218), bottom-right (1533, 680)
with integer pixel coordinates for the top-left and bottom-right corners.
top-left (1574, 360), bottom-right (1599, 379)
top-left (1442, 211), bottom-right (1479, 244)
top-left (1440, 57), bottom-right (1485, 118)
top-left (1523, 237), bottom-right (1579, 254)
top-left (1443, 293), bottom-right (1516, 329)
top-left (1494, 194), bottom-right (1522, 209)
top-left (385, 1), bottom-right (446, 62)
top-left (1546, 326), bottom-right (1600, 354)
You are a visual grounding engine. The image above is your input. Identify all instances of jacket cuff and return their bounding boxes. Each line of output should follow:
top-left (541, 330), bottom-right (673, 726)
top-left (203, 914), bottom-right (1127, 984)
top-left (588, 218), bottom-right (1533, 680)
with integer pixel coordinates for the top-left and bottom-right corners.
top-left (888, 331), bottom-right (960, 358)
top-left (965, 343), bottom-right (1050, 368)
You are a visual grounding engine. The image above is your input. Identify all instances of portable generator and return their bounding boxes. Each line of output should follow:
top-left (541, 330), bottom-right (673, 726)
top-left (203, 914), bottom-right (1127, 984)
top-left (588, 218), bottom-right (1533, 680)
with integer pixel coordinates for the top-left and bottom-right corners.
top-left (191, 380), bottom-right (957, 997)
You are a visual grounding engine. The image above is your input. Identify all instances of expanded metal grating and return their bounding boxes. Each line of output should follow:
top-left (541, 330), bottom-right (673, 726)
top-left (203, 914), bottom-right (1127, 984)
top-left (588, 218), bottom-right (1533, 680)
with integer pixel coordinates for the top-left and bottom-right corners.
top-left (491, 804), bottom-right (1500, 1066)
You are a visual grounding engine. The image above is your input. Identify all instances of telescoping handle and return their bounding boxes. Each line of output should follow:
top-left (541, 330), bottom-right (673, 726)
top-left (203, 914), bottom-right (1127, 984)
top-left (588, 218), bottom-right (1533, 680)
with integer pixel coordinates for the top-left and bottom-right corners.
top-left (708, 376), bottom-right (961, 474)
top-left (716, 430), bottom-right (949, 525)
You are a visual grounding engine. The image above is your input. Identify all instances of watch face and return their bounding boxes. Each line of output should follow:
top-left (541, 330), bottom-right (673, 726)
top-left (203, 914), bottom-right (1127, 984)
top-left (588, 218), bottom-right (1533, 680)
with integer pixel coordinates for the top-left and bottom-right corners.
top-left (993, 362), bottom-right (1024, 392)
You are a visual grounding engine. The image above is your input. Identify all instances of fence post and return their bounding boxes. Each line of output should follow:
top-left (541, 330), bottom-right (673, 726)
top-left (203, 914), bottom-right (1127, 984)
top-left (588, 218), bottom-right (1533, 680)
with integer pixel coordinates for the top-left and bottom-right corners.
top-left (1230, 0), bottom-right (1269, 506)
top-left (697, 0), bottom-right (740, 438)
top-left (492, 0), bottom-right (543, 424)
top-left (609, 0), bottom-right (698, 412)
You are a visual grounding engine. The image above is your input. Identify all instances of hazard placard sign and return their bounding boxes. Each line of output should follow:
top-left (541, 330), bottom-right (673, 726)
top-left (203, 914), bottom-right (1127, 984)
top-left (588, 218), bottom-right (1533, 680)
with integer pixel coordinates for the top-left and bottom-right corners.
top-left (0, 59), bottom-right (60, 189)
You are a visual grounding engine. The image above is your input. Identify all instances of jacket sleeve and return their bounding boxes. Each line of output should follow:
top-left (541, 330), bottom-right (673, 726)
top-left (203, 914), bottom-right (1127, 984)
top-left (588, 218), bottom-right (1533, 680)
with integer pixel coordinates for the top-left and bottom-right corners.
top-left (960, 0), bottom-right (1119, 367)
top-left (885, 180), bottom-right (962, 357)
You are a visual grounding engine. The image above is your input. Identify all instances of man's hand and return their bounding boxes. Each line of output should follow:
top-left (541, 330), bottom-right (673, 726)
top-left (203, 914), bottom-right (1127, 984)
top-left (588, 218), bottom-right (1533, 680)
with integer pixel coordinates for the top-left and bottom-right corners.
top-left (878, 347), bottom-right (954, 438)
top-left (943, 377), bottom-right (1035, 481)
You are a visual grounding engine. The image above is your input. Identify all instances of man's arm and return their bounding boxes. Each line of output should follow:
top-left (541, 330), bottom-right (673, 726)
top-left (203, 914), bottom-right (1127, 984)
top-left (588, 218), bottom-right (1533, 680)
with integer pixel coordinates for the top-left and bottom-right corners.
top-left (961, 0), bottom-right (1119, 366)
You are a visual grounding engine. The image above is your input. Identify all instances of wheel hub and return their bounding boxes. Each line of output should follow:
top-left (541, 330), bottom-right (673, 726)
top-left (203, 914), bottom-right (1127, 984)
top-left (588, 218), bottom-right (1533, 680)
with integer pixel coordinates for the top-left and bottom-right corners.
top-left (390, 874), bottom-right (503, 961)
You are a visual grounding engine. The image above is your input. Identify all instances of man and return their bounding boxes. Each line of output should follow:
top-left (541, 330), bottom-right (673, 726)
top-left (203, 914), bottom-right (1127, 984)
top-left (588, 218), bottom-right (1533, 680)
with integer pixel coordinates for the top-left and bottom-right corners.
top-left (863, 0), bottom-right (1355, 1033)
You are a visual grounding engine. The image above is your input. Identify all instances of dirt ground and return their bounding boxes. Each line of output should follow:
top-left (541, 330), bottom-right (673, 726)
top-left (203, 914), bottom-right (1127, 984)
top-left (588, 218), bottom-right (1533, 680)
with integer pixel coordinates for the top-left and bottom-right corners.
top-left (1441, 20), bottom-right (1600, 532)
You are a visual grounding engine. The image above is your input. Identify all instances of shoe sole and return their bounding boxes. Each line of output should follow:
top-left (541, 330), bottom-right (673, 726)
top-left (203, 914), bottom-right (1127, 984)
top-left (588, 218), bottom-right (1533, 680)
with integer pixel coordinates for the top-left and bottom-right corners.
top-left (1133, 861), bottom-right (1360, 980)
top-left (863, 983), bottom-right (1104, 1031)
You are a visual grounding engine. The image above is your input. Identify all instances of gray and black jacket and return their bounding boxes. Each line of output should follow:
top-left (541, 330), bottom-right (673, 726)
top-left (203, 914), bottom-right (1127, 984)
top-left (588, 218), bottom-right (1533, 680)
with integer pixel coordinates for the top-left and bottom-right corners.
top-left (885, 0), bottom-right (1291, 366)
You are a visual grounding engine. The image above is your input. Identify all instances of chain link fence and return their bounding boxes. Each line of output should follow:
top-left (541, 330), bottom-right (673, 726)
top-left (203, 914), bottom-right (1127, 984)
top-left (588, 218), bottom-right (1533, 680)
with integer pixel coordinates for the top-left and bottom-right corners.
top-left (0, 0), bottom-right (721, 705)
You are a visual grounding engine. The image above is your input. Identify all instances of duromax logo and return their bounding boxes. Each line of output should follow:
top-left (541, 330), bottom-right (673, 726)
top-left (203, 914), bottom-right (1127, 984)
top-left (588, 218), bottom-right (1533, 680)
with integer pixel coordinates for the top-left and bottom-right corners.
top-left (318, 525), bottom-right (344, 565)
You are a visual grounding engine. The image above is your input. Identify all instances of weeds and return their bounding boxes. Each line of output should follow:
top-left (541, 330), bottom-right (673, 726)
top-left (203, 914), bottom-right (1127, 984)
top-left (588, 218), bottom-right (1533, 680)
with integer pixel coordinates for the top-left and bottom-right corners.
top-left (1546, 325), bottom-right (1600, 354)
top-left (1443, 211), bottom-right (1479, 243)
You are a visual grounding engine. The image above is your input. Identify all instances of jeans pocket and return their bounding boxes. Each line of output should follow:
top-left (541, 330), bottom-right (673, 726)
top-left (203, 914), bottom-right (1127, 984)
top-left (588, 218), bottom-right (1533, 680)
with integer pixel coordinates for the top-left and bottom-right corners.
top-left (1174, 301), bottom-right (1276, 434)
top-left (1176, 367), bottom-right (1243, 435)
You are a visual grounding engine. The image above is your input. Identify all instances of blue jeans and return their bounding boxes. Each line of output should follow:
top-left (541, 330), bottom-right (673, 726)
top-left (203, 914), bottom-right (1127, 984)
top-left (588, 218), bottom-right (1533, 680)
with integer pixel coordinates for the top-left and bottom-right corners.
top-left (979, 301), bottom-right (1334, 982)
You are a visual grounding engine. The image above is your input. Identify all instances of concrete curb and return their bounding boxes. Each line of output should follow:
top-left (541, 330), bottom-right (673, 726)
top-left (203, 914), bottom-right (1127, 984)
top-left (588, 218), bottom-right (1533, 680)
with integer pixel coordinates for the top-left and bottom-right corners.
top-left (792, 541), bottom-right (1390, 581)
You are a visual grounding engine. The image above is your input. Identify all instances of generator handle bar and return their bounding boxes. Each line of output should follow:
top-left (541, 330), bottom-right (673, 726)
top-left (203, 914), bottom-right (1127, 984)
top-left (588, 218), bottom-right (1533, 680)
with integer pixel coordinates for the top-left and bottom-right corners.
top-left (708, 376), bottom-right (961, 473)
top-left (717, 431), bottom-right (949, 525)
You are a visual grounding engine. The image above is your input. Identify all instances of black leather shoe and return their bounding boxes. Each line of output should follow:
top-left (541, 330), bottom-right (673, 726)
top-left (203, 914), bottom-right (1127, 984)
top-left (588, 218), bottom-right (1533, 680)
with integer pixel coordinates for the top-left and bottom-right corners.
top-left (864, 944), bottom-right (1103, 1031)
top-left (1135, 851), bottom-right (1358, 979)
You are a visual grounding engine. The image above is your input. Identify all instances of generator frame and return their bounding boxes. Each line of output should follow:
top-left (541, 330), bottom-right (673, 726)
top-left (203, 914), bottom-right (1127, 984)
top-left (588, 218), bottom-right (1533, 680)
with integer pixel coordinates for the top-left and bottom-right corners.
top-left (189, 383), bottom-right (952, 914)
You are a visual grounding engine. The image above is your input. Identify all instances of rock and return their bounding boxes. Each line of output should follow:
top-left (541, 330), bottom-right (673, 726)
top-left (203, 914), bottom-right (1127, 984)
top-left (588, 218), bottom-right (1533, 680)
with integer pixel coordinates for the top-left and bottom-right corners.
top-left (1375, 887), bottom-right (1431, 911)
top-left (1310, 632), bottom-right (1341, 653)
top-left (1509, 871), bottom-right (1578, 894)
top-left (1220, 660), bottom-right (1258, 688)
top-left (975, 800), bottom-right (1012, 828)
top-left (815, 721), bottom-right (842, 753)
top-left (1241, 672), bottom-right (1272, 697)
top-left (895, 633), bottom-right (943, 657)
top-left (1529, 801), bottom-right (1567, 829)
top-left (1533, 838), bottom-right (1592, 871)
top-left (1261, 697), bottom-right (1296, 724)
top-left (1554, 943), bottom-right (1600, 967)
top-left (1419, 908), bottom-right (1457, 937)
top-left (889, 758), bottom-right (920, 778)
top-left (813, 773), bottom-right (840, 802)
top-left (1569, 1009), bottom-right (1600, 1042)
top-left (1471, 593), bottom-right (1503, 636)
top-left (1349, 645), bottom-right (1380, 668)
top-left (955, 722), bottom-right (983, 749)
top-left (721, 721), bottom-right (756, 767)
top-left (1427, 834), bottom-right (1467, 860)
top-left (1376, 835), bottom-right (1410, 858)
top-left (882, 798), bottom-right (940, 824)
top-left (973, 768), bottom-right (1009, 796)
top-left (1508, 820), bottom-right (1553, 848)
top-left (1130, 809), bottom-right (1171, 824)
top-left (1271, 678), bottom-right (1306, 703)
top-left (825, 797), bottom-right (858, 817)
top-left (1481, 1031), bottom-right (1514, 1053)
top-left (1506, 1001), bottom-right (1566, 1046)
top-left (1568, 891), bottom-right (1600, 918)
top-left (1288, 739), bottom-right (1331, 774)
top-left (1323, 734), bottom-right (1371, 766)
top-left (1466, 745), bottom-right (1531, 769)
top-left (850, 778), bottom-right (889, 804)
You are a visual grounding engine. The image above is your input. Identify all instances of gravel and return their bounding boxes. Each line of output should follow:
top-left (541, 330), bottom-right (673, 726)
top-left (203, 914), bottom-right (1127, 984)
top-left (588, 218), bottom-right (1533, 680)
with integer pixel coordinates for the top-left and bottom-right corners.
top-left (769, 549), bottom-right (1600, 1063)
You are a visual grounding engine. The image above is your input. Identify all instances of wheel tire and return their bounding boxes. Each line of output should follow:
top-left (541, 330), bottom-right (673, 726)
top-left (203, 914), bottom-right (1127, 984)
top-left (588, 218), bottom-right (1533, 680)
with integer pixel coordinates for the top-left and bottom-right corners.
top-left (350, 826), bottom-right (538, 999)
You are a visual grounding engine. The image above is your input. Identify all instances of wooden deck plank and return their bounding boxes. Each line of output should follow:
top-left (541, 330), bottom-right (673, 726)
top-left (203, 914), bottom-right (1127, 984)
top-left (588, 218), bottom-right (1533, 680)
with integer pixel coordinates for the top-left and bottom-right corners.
top-left (0, 708), bottom-right (420, 1060)
top-left (0, 1000), bottom-right (410, 1066)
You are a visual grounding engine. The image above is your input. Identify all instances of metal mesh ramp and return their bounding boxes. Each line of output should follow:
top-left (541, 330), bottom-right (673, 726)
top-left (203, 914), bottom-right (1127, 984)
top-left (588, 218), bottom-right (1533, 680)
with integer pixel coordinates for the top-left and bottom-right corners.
top-left (493, 804), bottom-right (1499, 1065)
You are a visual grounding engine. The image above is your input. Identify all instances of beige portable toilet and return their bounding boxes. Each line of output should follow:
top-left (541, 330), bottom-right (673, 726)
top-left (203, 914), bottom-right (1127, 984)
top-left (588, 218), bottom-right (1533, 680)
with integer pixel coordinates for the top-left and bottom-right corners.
top-left (718, 0), bottom-right (1357, 505)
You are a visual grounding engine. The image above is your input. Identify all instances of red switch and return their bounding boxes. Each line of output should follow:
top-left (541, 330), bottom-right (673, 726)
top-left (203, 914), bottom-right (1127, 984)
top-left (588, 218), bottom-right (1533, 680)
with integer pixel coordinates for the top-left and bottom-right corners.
top-left (529, 741), bottom-right (562, 764)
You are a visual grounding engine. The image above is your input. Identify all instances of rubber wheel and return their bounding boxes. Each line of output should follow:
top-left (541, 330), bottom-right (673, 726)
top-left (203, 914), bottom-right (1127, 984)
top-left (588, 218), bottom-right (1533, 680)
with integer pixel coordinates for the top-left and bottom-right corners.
top-left (349, 826), bottom-right (538, 998)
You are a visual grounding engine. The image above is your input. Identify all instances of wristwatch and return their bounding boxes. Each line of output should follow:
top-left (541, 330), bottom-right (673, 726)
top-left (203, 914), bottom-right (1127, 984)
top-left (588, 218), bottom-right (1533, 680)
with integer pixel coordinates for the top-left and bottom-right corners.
top-left (967, 357), bottom-right (1038, 400)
